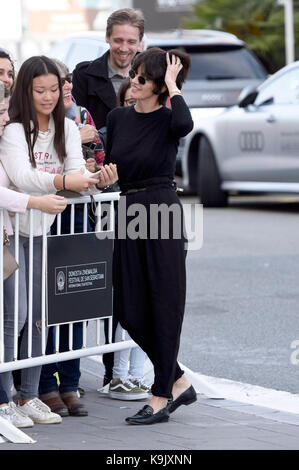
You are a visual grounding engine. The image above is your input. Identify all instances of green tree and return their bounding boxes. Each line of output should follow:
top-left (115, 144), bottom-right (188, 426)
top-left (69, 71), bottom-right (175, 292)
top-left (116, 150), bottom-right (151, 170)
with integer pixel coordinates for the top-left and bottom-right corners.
top-left (182, 0), bottom-right (299, 73)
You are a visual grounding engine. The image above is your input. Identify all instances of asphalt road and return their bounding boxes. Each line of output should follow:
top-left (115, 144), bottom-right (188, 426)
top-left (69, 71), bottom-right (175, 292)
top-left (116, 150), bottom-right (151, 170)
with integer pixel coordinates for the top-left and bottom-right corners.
top-left (178, 194), bottom-right (299, 394)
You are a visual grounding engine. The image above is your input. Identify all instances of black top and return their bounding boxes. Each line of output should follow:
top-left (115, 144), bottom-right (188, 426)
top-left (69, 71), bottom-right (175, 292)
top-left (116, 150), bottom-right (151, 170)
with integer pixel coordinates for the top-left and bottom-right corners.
top-left (105, 95), bottom-right (193, 187)
top-left (72, 51), bottom-right (117, 130)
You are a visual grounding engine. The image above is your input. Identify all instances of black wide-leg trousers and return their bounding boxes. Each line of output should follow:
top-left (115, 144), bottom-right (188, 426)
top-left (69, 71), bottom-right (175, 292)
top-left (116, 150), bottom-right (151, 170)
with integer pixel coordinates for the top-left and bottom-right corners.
top-left (113, 187), bottom-right (187, 398)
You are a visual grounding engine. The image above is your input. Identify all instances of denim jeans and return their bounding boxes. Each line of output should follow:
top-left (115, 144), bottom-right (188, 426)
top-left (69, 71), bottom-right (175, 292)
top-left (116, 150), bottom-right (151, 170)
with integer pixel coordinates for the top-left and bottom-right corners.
top-left (51, 203), bottom-right (91, 235)
top-left (39, 323), bottom-right (83, 394)
top-left (113, 323), bottom-right (146, 380)
top-left (0, 375), bottom-right (8, 404)
top-left (0, 235), bottom-right (45, 401)
top-left (39, 204), bottom-right (89, 395)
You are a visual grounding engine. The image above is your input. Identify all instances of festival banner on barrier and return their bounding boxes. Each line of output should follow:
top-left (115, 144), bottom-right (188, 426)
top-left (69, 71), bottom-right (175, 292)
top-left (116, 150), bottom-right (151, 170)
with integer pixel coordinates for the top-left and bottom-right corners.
top-left (47, 232), bottom-right (113, 326)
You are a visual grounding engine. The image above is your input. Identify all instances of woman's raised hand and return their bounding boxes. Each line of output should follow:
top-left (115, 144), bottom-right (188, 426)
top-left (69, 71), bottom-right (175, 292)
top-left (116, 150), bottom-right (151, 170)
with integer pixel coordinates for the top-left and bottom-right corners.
top-left (165, 52), bottom-right (183, 93)
top-left (28, 194), bottom-right (67, 214)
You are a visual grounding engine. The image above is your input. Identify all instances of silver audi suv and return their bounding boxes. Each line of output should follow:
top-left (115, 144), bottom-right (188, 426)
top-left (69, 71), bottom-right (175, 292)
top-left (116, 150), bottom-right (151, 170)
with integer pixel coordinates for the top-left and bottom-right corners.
top-left (190, 60), bottom-right (299, 206)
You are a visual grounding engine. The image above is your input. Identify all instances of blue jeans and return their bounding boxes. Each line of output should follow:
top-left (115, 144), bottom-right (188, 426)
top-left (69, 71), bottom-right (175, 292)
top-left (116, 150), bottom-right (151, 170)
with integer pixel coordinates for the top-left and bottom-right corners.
top-left (39, 323), bottom-right (83, 394)
top-left (0, 375), bottom-right (9, 404)
top-left (1, 236), bottom-right (45, 401)
top-left (51, 203), bottom-right (91, 235)
top-left (39, 204), bottom-right (90, 395)
top-left (113, 323), bottom-right (146, 380)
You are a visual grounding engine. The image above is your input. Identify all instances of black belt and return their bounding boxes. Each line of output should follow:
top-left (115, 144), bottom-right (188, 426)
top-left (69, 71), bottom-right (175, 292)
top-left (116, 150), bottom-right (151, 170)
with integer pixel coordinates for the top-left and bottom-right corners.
top-left (122, 187), bottom-right (147, 195)
top-left (120, 179), bottom-right (178, 196)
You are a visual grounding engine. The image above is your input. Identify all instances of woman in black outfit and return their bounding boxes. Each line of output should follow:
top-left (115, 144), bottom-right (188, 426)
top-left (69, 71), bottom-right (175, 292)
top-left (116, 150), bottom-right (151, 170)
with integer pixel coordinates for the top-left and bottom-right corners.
top-left (105, 48), bottom-right (196, 425)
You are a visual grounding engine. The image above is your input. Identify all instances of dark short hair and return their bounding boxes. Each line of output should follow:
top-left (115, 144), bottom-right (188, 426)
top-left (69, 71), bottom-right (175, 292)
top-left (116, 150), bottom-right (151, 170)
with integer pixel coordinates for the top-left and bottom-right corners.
top-left (131, 47), bottom-right (191, 105)
top-left (9, 55), bottom-right (66, 168)
top-left (117, 78), bottom-right (132, 107)
top-left (106, 8), bottom-right (144, 41)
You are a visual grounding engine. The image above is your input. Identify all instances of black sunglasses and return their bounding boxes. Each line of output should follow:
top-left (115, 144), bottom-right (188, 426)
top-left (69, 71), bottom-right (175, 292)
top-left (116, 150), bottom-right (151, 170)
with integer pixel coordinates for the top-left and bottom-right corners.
top-left (61, 74), bottom-right (73, 86)
top-left (129, 69), bottom-right (146, 85)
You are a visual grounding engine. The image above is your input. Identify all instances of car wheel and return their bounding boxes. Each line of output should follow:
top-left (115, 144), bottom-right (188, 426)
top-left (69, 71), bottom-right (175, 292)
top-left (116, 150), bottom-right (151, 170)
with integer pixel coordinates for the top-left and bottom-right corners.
top-left (198, 137), bottom-right (228, 207)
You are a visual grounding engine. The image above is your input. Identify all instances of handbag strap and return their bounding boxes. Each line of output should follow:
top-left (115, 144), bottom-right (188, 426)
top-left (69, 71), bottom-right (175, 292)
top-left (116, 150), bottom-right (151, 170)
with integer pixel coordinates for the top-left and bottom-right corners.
top-left (3, 227), bottom-right (10, 246)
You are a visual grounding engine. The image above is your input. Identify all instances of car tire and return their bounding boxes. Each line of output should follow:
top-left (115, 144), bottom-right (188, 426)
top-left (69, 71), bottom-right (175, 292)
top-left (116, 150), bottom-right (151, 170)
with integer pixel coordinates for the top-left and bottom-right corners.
top-left (198, 137), bottom-right (228, 207)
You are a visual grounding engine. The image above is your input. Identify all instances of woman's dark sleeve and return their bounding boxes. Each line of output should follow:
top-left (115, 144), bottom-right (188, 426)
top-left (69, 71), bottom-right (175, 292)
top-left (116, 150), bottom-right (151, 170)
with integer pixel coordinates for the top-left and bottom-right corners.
top-left (72, 62), bottom-right (89, 110)
top-left (104, 111), bottom-right (113, 164)
top-left (170, 94), bottom-right (194, 137)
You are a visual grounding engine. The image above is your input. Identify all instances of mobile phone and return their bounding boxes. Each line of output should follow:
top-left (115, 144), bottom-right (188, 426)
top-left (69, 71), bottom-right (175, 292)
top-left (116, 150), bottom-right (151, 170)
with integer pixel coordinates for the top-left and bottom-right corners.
top-left (91, 169), bottom-right (101, 178)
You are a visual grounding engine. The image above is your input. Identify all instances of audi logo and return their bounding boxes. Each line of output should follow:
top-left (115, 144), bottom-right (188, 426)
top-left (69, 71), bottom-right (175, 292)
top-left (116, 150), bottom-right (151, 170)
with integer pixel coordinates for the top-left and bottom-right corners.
top-left (239, 131), bottom-right (264, 152)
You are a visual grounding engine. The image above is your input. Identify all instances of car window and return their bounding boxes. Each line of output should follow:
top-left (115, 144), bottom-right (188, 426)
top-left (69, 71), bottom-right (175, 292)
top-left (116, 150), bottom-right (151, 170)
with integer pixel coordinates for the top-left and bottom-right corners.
top-left (50, 39), bottom-right (72, 61)
top-left (255, 67), bottom-right (299, 105)
top-left (188, 47), bottom-right (265, 80)
top-left (66, 41), bottom-right (108, 72)
top-left (149, 45), bottom-right (266, 80)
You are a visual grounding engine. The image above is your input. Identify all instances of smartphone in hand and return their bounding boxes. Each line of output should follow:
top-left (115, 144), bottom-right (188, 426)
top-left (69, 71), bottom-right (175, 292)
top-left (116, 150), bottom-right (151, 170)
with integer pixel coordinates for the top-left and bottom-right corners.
top-left (92, 169), bottom-right (101, 178)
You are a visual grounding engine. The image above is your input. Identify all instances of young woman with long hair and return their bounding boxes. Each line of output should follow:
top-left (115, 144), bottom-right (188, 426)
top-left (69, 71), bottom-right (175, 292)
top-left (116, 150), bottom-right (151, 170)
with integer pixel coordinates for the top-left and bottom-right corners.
top-left (38, 57), bottom-right (106, 418)
top-left (0, 82), bottom-right (67, 428)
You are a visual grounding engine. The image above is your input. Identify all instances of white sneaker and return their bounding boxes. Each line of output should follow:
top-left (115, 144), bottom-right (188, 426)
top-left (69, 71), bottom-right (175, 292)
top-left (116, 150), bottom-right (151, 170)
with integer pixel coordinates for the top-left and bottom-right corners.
top-left (0, 402), bottom-right (34, 428)
top-left (17, 398), bottom-right (62, 424)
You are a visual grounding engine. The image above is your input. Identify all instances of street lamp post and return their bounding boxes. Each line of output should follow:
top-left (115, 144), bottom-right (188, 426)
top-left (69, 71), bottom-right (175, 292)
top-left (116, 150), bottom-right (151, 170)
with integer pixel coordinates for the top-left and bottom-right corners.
top-left (278, 0), bottom-right (295, 64)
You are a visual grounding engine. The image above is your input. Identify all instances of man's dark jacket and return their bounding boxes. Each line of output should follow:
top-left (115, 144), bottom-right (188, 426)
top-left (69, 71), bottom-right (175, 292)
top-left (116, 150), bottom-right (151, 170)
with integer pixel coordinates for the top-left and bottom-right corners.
top-left (72, 51), bottom-right (116, 130)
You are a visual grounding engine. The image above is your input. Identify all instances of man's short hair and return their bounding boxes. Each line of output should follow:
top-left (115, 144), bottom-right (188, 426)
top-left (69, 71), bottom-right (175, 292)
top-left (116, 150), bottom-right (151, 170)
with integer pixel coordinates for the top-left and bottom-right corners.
top-left (106, 8), bottom-right (145, 41)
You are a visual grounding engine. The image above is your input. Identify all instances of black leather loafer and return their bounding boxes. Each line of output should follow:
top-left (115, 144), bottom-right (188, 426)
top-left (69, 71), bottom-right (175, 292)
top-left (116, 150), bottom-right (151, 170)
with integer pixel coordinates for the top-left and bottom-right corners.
top-left (125, 405), bottom-right (170, 425)
top-left (167, 385), bottom-right (197, 414)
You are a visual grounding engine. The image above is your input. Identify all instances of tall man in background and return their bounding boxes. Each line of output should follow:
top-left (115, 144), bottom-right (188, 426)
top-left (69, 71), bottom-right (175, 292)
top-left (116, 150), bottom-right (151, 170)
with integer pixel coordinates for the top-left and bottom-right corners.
top-left (72, 8), bottom-right (144, 130)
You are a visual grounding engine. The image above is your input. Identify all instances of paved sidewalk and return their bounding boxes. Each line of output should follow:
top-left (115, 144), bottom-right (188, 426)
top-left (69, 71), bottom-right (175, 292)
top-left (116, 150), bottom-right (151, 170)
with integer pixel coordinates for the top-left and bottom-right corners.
top-left (1, 371), bottom-right (299, 450)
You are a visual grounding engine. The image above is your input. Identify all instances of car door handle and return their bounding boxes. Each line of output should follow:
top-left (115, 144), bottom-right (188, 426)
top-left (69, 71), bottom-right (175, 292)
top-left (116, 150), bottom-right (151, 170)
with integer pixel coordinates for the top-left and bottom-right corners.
top-left (266, 114), bottom-right (276, 123)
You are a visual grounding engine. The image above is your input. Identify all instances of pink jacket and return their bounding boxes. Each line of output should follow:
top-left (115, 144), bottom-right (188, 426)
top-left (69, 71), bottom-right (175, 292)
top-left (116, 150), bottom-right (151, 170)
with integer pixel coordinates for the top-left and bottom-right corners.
top-left (0, 162), bottom-right (29, 235)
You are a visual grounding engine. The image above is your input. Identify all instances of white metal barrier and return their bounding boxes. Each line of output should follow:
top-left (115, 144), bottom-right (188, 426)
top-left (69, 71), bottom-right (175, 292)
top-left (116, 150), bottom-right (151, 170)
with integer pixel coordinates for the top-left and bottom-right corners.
top-left (0, 190), bottom-right (222, 443)
top-left (0, 191), bottom-right (137, 375)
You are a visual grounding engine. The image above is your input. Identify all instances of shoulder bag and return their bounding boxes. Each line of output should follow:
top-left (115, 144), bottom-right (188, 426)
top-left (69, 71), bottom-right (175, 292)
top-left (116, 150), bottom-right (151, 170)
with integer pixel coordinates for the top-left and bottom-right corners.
top-left (3, 228), bottom-right (18, 280)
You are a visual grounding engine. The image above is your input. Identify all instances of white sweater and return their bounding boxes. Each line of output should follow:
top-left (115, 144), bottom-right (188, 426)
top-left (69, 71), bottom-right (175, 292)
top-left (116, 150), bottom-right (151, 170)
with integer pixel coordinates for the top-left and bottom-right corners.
top-left (0, 116), bottom-right (85, 236)
top-left (0, 162), bottom-right (29, 235)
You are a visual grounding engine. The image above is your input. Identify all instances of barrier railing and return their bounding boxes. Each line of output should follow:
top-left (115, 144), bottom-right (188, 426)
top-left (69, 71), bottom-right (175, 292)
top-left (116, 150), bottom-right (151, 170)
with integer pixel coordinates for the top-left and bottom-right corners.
top-left (0, 189), bottom-right (222, 443)
top-left (0, 191), bottom-right (137, 375)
